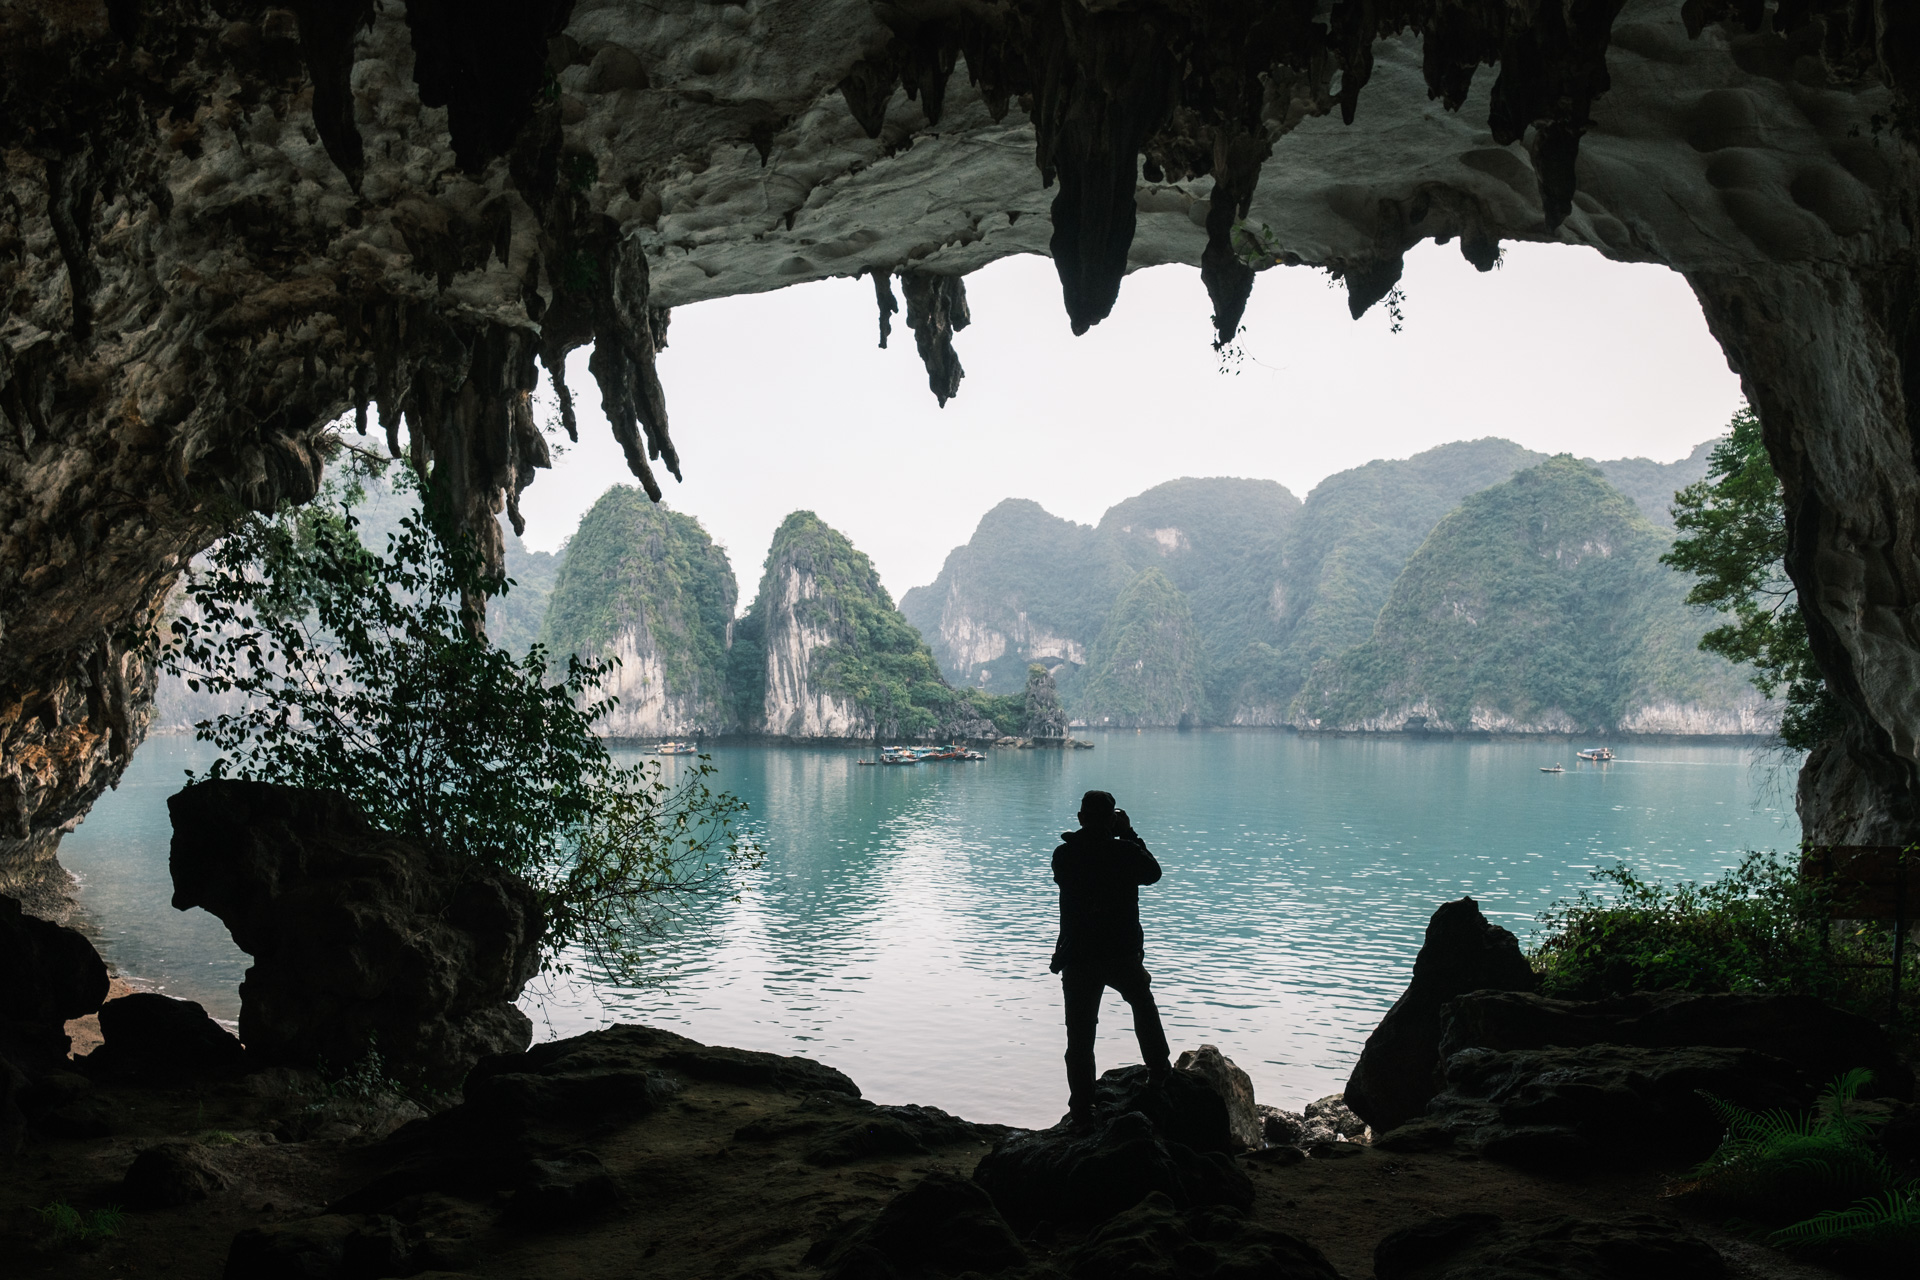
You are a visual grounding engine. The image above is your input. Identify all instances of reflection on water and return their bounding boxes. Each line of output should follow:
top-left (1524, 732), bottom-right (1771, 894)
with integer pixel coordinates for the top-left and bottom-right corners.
top-left (65, 731), bottom-right (1797, 1128)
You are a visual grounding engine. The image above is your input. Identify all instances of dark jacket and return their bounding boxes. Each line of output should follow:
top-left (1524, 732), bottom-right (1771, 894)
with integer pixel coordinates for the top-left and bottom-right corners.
top-left (1049, 826), bottom-right (1162, 972)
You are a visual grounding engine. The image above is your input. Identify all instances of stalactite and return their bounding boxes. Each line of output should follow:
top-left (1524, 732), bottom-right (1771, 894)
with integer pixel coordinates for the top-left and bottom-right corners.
top-left (899, 272), bottom-right (971, 408)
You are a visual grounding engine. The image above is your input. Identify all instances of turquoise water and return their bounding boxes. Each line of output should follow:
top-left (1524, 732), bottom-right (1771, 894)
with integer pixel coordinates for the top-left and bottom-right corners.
top-left (62, 731), bottom-right (1799, 1128)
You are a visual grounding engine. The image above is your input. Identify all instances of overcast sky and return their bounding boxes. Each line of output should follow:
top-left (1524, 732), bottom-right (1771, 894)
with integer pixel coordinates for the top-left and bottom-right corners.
top-left (515, 240), bottom-right (1745, 601)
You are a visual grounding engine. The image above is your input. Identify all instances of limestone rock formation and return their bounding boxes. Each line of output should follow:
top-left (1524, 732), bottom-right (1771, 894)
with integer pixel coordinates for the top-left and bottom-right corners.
top-left (1343, 897), bottom-right (1538, 1134)
top-left (167, 780), bottom-right (544, 1086)
top-left (1295, 457), bottom-right (1775, 736)
top-left (900, 498), bottom-right (1128, 696)
top-left (540, 486), bottom-right (737, 738)
top-left (6, 1), bottom-right (1920, 876)
top-left (1022, 663), bottom-right (1070, 741)
top-left (732, 511), bottom-right (991, 741)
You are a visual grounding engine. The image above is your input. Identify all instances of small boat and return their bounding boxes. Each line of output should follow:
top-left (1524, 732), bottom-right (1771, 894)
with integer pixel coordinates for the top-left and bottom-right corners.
top-left (856, 759), bottom-right (877, 766)
top-left (1575, 747), bottom-right (1615, 763)
top-left (1540, 764), bottom-right (1565, 773)
top-left (654, 740), bottom-right (698, 755)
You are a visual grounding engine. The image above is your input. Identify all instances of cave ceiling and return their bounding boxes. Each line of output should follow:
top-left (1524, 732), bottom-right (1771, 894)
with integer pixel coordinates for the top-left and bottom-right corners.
top-left (3, 0), bottom-right (1920, 898)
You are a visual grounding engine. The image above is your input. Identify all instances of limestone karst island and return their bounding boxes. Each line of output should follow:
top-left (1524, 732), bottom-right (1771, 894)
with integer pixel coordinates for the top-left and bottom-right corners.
top-left (5, 4), bottom-right (1920, 1279)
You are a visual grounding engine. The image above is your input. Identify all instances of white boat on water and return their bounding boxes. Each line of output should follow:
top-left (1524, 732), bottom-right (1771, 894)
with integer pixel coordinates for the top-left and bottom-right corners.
top-left (655, 741), bottom-right (698, 755)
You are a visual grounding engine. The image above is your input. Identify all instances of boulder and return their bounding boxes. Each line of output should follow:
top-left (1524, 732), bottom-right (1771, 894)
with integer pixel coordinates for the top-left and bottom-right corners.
top-left (972, 1108), bottom-right (1252, 1230)
top-left (122, 1140), bottom-right (232, 1208)
top-left (1343, 897), bottom-right (1538, 1133)
top-left (1374, 1212), bottom-right (1727, 1279)
top-left (814, 1171), bottom-right (1026, 1279)
top-left (168, 780), bottom-right (544, 1087)
top-left (85, 993), bottom-right (246, 1081)
top-left (1256, 1105), bottom-right (1304, 1146)
top-left (1173, 1045), bottom-right (1262, 1151)
top-left (1061, 1194), bottom-right (1341, 1280)
top-left (1092, 1063), bottom-right (1234, 1153)
top-left (1418, 1043), bottom-right (1809, 1171)
top-left (1438, 989), bottom-right (1915, 1099)
top-left (0, 892), bottom-right (108, 1066)
top-left (1303, 1093), bottom-right (1368, 1142)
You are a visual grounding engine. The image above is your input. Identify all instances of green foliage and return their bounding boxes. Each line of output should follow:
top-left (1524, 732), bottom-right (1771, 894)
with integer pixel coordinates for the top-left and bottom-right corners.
top-left (1532, 854), bottom-right (1832, 1000)
top-left (1681, 1070), bottom-right (1919, 1269)
top-left (963, 688), bottom-right (1027, 736)
top-left (540, 486), bottom-right (736, 715)
top-left (1081, 568), bottom-right (1206, 726)
top-left (1664, 406), bottom-right (1843, 750)
top-left (158, 465), bottom-right (756, 973)
top-left (34, 1201), bottom-right (123, 1249)
top-left (1768, 1188), bottom-right (1920, 1264)
top-left (1298, 456), bottom-right (1751, 730)
top-left (1532, 854), bottom-right (1918, 1027)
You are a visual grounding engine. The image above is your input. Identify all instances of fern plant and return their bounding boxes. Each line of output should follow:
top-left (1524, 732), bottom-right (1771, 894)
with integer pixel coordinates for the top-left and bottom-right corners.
top-left (1684, 1069), bottom-right (1920, 1267)
top-left (1687, 1069), bottom-right (1892, 1220)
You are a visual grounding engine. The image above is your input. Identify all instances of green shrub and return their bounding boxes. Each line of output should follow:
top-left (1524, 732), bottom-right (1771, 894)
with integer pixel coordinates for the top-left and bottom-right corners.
top-left (1532, 852), bottom-right (1831, 1000)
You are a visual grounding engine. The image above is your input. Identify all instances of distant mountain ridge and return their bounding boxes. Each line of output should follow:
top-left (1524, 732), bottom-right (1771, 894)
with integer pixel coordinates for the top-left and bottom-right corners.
top-left (1294, 457), bottom-right (1770, 735)
top-left (902, 438), bottom-right (1724, 730)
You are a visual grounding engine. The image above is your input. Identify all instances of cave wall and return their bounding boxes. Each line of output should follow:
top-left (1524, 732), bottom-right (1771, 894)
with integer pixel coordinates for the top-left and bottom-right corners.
top-left (3, 0), bottom-right (1918, 901)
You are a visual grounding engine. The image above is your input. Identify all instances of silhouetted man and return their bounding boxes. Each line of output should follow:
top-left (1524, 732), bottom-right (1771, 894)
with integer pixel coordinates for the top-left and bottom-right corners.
top-left (1050, 789), bottom-right (1171, 1124)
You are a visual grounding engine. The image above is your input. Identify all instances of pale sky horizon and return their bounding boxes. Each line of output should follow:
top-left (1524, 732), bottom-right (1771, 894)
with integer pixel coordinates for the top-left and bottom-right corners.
top-left (514, 240), bottom-right (1745, 602)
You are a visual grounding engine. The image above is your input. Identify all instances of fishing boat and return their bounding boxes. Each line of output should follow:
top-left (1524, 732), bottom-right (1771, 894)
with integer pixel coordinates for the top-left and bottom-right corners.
top-left (1575, 747), bottom-right (1615, 763)
top-left (654, 740), bottom-right (698, 755)
top-left (879, 747), bottom-right (919, 765)
top-left (1540, 764), bottom-right (1565, 773)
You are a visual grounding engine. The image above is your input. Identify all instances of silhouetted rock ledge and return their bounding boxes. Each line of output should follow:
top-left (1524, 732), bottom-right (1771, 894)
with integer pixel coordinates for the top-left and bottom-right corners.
top-left (0, 1019), bottom-right (1787, 1278)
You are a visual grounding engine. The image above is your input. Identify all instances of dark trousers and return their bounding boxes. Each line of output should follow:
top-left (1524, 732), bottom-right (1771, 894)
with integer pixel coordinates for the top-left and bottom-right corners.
top-left (1060, 960), bottom-right (1171, 1112)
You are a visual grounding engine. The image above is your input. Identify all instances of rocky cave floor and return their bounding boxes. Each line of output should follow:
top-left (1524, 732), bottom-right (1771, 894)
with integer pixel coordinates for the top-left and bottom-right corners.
top-left (0, 1024), bottom-right (1855, 1280)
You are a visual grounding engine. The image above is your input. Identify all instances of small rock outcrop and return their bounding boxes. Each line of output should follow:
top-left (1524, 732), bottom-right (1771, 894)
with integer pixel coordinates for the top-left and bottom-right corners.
top-left (1374, 1212), bottom-right (1727, 1280)
top-left (1437, 988), bottom-right (1915, 1100)
top-left (1343, 897), bottom-right (1538, 1133)
top-left (85, 993), bottom-right (246, 1082)
top-left (168, 780), bottom-right (544, 1087)
top-left (972, 1066), bottom-right (1249, 1229)
top-left (0, 892), bottom-right (108, 1066)
top-left (1174, 1045), bottom-right (1263, 1152)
